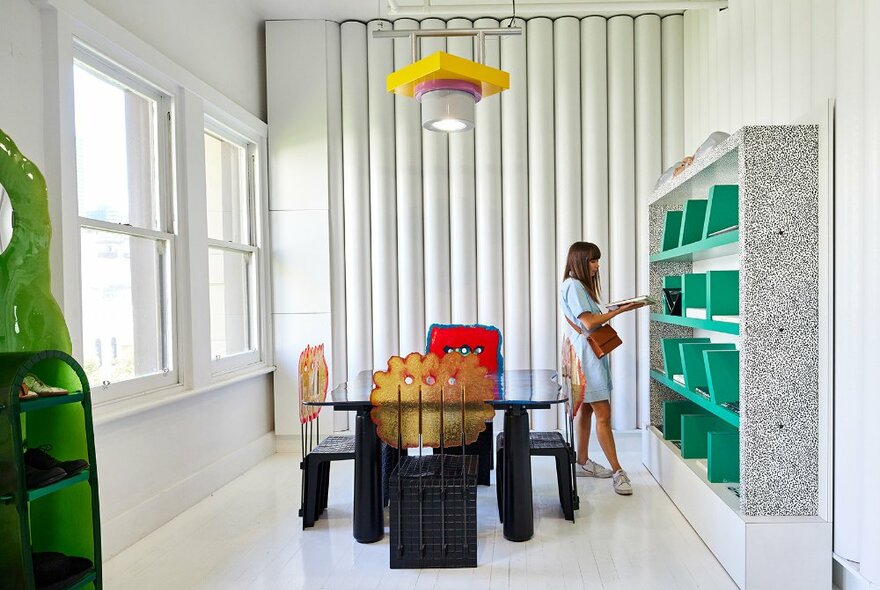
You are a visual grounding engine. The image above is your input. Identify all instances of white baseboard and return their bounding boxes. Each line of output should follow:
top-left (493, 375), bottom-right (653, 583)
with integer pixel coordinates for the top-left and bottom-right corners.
top-left (275, 433), bottom-right (300, 453)
top-left (834, 554), bottom-right (880, 590)
top-left (101, 432), bottom-right (275, 559)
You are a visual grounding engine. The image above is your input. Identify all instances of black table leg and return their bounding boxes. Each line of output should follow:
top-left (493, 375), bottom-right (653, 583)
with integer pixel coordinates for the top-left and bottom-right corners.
top-left (502, 407), bottom-right (533, 542)
top-left (353, 407), bottom-right (383, 543)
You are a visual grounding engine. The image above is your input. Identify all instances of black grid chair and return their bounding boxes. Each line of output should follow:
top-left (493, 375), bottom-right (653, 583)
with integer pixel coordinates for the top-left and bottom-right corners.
top-left (298, 347), bottom-right (355, 529)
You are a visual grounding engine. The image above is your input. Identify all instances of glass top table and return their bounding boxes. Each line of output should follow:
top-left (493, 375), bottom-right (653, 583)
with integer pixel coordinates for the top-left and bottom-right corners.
top-left (303, 368), bottom-right (566, 543)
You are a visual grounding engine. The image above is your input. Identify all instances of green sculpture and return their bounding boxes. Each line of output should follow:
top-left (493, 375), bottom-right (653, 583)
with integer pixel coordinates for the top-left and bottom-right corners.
top-left (0, 128), bottom-right (71, 354)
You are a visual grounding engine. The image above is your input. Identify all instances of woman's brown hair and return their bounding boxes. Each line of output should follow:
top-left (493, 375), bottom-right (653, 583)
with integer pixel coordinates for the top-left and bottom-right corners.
top-left (563, 242), bottom-right (602, 303)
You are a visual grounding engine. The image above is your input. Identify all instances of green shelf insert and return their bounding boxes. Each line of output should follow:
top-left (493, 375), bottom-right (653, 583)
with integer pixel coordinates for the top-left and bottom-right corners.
top-left (651, 370), bottom-right (740, 427)
top-left (660, 338), bottom-right (710, 377)
top-left (707, 431), bottom-right (740, 483)
top-left (663, 275), bottom-right (682, 289)
top-left (19, 392), bottom-right (85, 413)
top-left (661, 210), bottom-right (684, 251)
top-left (651, 313), bottom-right (741, 335)
top-left (28, 469), bottom-right (90, 502)
top-left (681, 414), bottom-right (735, 459)
top-left (682, 273), bottom-right (707, 312)
top-left (65, 570), bottom-right (97, 590)
top-left (649, 230), bottom-right (739, 262)
top-left (706, 270), bottom-right (739, 319)
top-left (678, 199), bottom-right (709, 247)
top-left (702, 184), bottom-right (739, 239)
top-left (662, 399), bottom-right (704, 441)
top-left (704, 350), bottom-right (740, 404)
top-left (680, 342), bottom-right (737, 392)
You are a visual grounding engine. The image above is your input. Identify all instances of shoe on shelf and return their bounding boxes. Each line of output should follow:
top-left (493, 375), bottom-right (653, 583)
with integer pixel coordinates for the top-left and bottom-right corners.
top-left (32, 552), bottom-right (93, 590)
top-left (612, 469), bottom-right (633, 496)
top-left (22, 374), bottom-right (68, 397)
top-left (19, 382), bottom-right (38, 400)
top-left (575, 458), bottom-right (613, 478)
top-left (24, 446), bottom-right (89, 478)
top-left (25, 463), bottom-right (68, 490)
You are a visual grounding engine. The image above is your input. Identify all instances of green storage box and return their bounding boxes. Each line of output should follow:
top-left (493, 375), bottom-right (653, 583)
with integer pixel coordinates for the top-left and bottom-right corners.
top-left (680, 342), bottom-right (737, 392)
top-left (707, 430), bottom-right (740, 483)
top-left (661, 210), bottom-right (684, 251)
top-left (702, 184), bottom-right (739, 238)
top-left (678, 199), bottom-right (709, 247)
top-left (682, 273), bottom-right (707, 315)
top-left (681, 414), bottom-right (735, 459)
top-left (706, 270), bottom-right (739, 319)
top-left (663, 399), bottom-right (704, 441)
top-left (661, 338), bottom-right (710, 377)
top-left (704, 350), bottom-right (740, 404)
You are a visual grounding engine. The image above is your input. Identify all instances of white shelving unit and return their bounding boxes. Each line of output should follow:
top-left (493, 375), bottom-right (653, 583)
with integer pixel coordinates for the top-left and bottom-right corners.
top-left (642, 124), bottom-right (832, 590)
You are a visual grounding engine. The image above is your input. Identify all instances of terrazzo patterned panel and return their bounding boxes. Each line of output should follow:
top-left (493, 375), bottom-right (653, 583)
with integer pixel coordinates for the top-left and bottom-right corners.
top-left (739, 125), bottom-right (819, 517)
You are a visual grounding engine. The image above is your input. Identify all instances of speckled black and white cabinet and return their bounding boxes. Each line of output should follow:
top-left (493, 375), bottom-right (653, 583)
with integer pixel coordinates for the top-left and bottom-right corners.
top-left (648, 126), bottom-right (820, 518)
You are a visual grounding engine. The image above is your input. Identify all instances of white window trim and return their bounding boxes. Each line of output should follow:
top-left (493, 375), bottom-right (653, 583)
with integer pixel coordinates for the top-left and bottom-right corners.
top-left (39, 0), bottom-right (274, 412)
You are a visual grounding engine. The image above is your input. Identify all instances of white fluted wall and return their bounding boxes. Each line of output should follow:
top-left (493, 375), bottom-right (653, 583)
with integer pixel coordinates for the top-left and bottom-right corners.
top-left (329, 17), bottom-right (683, 430)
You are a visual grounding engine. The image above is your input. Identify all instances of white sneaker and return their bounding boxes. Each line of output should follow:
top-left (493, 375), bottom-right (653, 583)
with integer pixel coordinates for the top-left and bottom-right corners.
top-left (612, 469), bottom-right (633, 495)
top-left (575, 458), bottom-right (613, 478)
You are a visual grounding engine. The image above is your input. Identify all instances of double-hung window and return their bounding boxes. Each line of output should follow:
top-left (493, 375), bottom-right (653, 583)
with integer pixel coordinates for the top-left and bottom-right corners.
top-left (72, 46), bottom-right (177, 397)
top-left (204, 124), bottom-right (260, 373)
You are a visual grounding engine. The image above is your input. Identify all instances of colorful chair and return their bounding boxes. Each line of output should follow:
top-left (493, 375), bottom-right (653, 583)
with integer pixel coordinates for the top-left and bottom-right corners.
top-left (298, 345), bottom-right (355, 528)
top-left (425, 323), bottom-right (502, 485)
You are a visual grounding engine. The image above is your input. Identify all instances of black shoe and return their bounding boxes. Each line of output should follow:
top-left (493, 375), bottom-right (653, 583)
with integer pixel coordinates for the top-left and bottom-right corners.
top-left (25, 464), bottom-right (68, 489)
top-left (32, 552), bottom-right (93, 590)
top-left (24, 447), bottom-right (89, 478)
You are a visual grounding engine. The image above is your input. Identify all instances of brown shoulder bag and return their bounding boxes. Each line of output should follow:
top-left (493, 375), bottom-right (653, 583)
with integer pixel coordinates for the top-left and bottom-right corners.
top-left (564, 316), bottom-right (623, 359)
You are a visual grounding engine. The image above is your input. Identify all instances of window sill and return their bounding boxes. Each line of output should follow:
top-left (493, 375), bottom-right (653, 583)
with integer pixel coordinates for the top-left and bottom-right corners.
top-left (92, 364), bottom-right (275, 426)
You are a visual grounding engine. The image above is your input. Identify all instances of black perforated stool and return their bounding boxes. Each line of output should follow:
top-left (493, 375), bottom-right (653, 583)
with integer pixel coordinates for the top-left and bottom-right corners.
top-left (495, 431), bottom-right (578, 522)
top-left (300, 434), bottom-right (355, 528)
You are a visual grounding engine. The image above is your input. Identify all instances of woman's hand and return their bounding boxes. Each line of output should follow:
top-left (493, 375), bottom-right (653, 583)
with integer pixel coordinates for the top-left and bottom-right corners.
top-left (612, 301), bottom-right (646, 315)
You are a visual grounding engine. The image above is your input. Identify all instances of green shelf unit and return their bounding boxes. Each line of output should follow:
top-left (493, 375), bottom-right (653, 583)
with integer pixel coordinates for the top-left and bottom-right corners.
top-left (0, 350), bottom-right (102, 590)
top-left (680, 342), bottom-right (737, 392)
top-left (704, 350), bottom-right (740, 405)
top-left (651, 313), bottom-right (740, 335)
top-left (681, 414), bottom-right (735, 459)
top-left (660, 338), bottom-right (710, 377)
top-left (702, 184), bottom-right (739, 239)
top-left (662, 399), bottom-right (705, 441)
top-left (649, 230), bottom-right (739, 263)
top-left (678, 199), bottom-right (709, 247)
top-left (706, 270), bottom-right (739, 320)
top-left (707, 431), bottom-right (740, 483)
top-left (681, 273), bottom-right (707, 315)
top-left (651, 370), bottom-right (740, 428)
top-left (661, 210), bottom-right (684, 251)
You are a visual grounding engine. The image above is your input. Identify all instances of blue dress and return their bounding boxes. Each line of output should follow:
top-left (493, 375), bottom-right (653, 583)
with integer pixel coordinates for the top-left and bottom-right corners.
top-left (559, 278), bottom-right (613, 402)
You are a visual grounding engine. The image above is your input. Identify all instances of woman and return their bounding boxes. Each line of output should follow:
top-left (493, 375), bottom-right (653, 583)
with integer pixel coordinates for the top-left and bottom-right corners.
top-left (559, 241), bottom-right (643, 496)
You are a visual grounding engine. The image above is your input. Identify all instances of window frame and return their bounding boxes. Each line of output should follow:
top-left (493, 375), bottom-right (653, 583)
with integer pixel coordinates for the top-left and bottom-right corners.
top-left (203, 120), bottom-right (262, 375)
top-left (71, 42), bottom-right (180, 402)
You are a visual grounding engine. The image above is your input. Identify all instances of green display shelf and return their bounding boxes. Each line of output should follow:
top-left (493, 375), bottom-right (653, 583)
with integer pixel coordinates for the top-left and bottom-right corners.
top-left (660, 337), bottom-right (710, 377)
top-left (19, 392), bottom-right (85, 413)
top-left (649, 230), bottom-right (739, 263)
top-left (28, 470), bottom-right (91, 502)
top-left (651, 313), bottom-right (741, 335)
top-left (661, 210), bottom-right (684, 251)
top-left (702, 185), bottom-right (739, 239)
top-left (704, 350), bottom-right (740, 405)
top-left (662, 399), bottom-right (705, 441)
top-left (679, 199), bottom-right (709, 247)
top-left (706, 270), bottom-right (739, 319)
top-left (680, 342), bottom-right (737, 392)
top-left (651, 369), bottom-right (740, 427)
top-left (707, 431), bottom-right (740, 483)
top-left (681, 414), bottom-right (735, 459)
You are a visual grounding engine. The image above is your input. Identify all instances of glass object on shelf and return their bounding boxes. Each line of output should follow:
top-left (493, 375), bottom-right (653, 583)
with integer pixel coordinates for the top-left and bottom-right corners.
top-left (80, 228), bottom-right (169, 385)
top-left (73, 61), bottom-right (161, 230)
top-left (208, 248), bottom-right (253, 359)
top-left (0, 129), bottom-right (72, 354)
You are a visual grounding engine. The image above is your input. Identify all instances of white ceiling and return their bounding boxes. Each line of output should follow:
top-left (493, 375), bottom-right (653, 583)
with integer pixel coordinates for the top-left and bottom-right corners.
top-left (251, 0), bottom-right (726, 22)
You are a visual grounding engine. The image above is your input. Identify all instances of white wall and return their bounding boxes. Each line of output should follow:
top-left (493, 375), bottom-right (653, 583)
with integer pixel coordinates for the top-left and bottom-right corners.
top-left (1, 0), bottom-right (274, 559)
top-left (82, 0), bottom-right (266, 119)
top-left (269, 16), bottom-right (685, 432)
top-left (685, 2), bottom-right (880, 585)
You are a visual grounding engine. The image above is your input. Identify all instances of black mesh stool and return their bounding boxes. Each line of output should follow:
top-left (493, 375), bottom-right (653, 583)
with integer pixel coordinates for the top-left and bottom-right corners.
top-left (495, 431), bottom-right (578, 522)
top-left (300, 434), bottom-right (355, 528)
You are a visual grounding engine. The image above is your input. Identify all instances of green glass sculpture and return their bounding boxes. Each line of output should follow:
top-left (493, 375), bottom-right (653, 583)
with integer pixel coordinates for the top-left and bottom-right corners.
top-left (0, 128), bottom-right (71, 354)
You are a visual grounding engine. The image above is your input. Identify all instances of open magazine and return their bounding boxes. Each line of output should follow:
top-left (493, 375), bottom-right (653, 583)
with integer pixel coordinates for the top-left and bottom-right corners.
top-left (604, 295), bottom-right (658, 311)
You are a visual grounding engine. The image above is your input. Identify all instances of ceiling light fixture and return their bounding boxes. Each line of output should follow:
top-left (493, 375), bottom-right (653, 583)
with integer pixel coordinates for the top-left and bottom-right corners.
top-left (373, 27), bottom-right (521, 133)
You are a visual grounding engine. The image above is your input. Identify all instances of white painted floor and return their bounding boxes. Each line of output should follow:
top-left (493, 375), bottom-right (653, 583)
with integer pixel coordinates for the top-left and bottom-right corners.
top-left (104, 433), bottom-right (738, 590)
